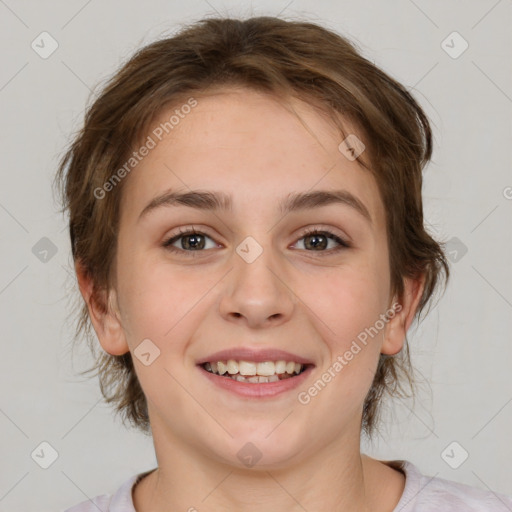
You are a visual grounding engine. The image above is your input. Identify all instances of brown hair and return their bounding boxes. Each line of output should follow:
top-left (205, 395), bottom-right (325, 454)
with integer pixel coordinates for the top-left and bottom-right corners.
top-left (55, 15), bottom-right (450, 439)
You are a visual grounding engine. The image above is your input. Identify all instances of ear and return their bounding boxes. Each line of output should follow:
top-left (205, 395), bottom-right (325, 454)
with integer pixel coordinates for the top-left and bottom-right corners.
top-left (75, 260), bottom-right (129, 356)
top-left (381, 273), bottom-right (426, 356)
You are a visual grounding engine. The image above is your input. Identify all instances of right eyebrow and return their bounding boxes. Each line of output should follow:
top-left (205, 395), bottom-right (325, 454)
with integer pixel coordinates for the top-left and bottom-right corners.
top-left (138, 189), bottom-right (232, 221)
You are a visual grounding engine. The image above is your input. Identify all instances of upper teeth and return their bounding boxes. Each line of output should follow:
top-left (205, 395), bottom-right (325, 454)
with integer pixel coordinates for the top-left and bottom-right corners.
top-left (205, 360), bottom-right (303, 376)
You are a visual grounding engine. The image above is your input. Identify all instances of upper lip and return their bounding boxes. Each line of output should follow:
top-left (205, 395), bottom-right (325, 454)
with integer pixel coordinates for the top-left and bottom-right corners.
top-left (196, 347), bottom-right (315, 366)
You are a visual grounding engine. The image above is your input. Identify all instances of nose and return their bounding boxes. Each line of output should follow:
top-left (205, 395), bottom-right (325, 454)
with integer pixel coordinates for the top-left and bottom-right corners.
top-left (218, 241), bottom-right (295, 329)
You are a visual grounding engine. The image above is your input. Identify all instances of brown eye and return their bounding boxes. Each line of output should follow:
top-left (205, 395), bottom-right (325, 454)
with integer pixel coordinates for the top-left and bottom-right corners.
top-left (294, 229), bottom-right (350, 254)
top-left (162, 228), bottom-right (217, 254)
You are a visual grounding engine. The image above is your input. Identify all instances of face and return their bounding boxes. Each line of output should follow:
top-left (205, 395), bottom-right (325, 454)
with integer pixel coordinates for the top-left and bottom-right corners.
top-left (84, 87), bottom-right (420, 469)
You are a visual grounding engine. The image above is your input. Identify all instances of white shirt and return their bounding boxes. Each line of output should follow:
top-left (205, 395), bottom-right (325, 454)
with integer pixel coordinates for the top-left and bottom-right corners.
top-left (64, 459), bottom-right (512, 511)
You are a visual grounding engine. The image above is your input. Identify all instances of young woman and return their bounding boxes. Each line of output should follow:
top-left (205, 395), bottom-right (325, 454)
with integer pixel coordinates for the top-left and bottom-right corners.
top-left (58, 15), bottom-right (512, 512)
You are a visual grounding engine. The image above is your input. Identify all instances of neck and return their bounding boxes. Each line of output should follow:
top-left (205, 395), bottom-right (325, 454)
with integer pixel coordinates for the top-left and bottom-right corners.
top-left (133, 421), bottom-right (392, 512)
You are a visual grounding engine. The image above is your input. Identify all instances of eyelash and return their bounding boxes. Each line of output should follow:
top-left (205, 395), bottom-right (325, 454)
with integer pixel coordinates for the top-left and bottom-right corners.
top-left (162, 226), bottom-right (351, 257)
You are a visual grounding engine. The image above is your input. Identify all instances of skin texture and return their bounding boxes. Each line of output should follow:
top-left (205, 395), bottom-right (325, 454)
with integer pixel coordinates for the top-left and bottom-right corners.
top-left (77, 87), bottom-right (424, 511)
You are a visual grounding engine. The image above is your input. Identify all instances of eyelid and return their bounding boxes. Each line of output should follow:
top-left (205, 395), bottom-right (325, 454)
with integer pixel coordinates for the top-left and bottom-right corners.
top-left (162, 226), bottom-right (220, 250)
top-left (297, 225), bottom-right (351, 245)
top-left (162, 224), bottom-right (352, 255)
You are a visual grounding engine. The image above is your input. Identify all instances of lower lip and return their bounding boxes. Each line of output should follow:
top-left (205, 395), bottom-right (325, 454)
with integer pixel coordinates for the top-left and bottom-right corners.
top-left (197, 365), bottom-right (314, 398)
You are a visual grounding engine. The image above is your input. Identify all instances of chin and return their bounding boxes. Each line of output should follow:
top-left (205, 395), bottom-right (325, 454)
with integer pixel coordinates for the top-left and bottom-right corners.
top-left (209, 429), bottom-right (306, 471)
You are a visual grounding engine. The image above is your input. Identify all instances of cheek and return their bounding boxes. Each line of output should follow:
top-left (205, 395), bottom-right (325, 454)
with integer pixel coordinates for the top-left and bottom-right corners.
top-left (297, 268), bottom-right (389, 417)
top-left (115, 250), bottom-right (215, 347)
top-left (304, 261), bottom-right (389, 347)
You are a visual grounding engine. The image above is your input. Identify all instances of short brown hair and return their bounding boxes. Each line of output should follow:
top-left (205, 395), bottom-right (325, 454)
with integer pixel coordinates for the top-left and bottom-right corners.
top-left (55, 15), bottom-right (450, 439)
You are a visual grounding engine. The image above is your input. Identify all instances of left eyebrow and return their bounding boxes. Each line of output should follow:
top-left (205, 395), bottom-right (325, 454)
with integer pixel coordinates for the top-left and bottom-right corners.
top-left (280, 189), bottom-right (372, 225)
top-left (138, 188), bottom-right (372, 225)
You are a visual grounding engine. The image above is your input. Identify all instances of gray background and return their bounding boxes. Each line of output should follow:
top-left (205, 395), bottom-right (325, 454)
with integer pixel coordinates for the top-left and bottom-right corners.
top-left (0, 0), bottom-right (511, 510)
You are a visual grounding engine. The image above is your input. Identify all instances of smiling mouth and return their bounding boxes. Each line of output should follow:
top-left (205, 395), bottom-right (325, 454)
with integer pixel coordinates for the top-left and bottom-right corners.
top-left (200, 360), bottom-right (311, 383)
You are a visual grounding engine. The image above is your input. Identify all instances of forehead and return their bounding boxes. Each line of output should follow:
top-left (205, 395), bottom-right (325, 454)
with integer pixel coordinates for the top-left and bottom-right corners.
top-left (120, 87), bottom-right (385, 230)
